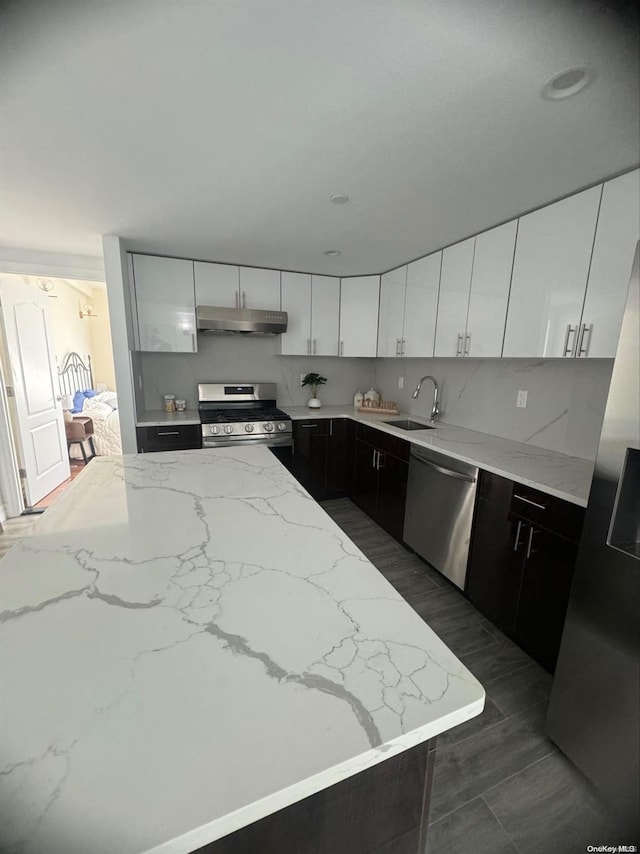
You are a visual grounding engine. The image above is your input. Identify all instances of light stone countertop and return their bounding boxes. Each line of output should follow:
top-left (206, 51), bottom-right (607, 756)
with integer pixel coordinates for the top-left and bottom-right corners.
top-left (0, 447), bottom-right (484, 854)
top-left (136, 409), bottom-right (201, 427)
top-left (281, 405), bottom-right (594, 507)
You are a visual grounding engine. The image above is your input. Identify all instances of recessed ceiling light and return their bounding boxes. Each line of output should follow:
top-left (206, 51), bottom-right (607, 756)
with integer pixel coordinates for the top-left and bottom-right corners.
top-left (541, 67), bottom-right (593, 100)
top-left (330, 194), bottom-right (349, 204)
top-left (323, 250), bottom-right (341, 256)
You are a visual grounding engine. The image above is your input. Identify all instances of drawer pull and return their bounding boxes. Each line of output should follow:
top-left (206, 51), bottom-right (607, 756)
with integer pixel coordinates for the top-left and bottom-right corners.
top-left (299, 424), bottom-right (319, 428)
top-left (513, 494), bottom-right (547, 511)
top-left (157, 431), bottom-right (180, 436)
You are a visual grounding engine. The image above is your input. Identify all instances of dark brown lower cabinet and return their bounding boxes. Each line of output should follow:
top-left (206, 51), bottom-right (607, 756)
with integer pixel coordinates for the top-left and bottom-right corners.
top-left (468, 471), bottom-right (584, 673)
top-left (193, 739), bottom-right (437, 854)
top-left (136, 424), bottom-right (202, 453)
top-left (351, 428), bottom-right (409, 542)
top-left (285, 418), bottom-right (350, 501)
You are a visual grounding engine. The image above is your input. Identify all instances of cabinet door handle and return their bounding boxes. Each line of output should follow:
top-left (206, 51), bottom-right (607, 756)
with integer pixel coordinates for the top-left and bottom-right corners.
top-left (513, 494), bottom-right (547, 511)
top-left (464, 332), bottom-right (471, 356)
top-left (526, 526), bottom-right (537, 559)
top-left (377, 451), bottom-right (385, 470)
top-left (401, 338), bottom-right (406, 356)
top-left (313, 338), bottom-right (317, 354)
top-left (513, 519), bottom-right (526, 551)
top-left (307, 338), bottom-right (310, 355)
top-left (157, 431), bottom-right (180, 436)
top-left (576, 322), bottom-right (592, 357)
top-left (563, 324), bottom-right (577, 357)
top-left (396, 338), bottom-right (401, 356)
top-left (340, 340), bottom-right (344, 356)
top-left (299, 423), bottom-right (319, 428)
top-left (372, 448), bottom-right (378, 468)
top-left (456, 333), bottom-right (463, 357)
top-left (242, 291), bottom-right (246, 309)
top-left (235, 291), bottom-right (239, 309)
top-left (191, 333), bottom-right (196, 351)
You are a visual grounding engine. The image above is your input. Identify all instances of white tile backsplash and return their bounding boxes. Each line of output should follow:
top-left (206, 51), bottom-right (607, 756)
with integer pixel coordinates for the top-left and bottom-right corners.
top-left (140, 335), bottom-right (375, 411)
top-left (139, 338), bottom-right (612, 462)
top-left (373, 357), bottom-right (613, 461)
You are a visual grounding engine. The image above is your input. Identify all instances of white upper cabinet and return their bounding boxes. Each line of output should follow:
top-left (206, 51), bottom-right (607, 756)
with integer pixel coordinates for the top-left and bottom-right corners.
top-left (340, 276), bottom-right (380, 357)
top-left (239, 267), bottom-right (281, 311)
top-left (131, 254), bottom-right (197, 353)
top-left (465, 221), bottom-right (517, 357)
top-left (311, 275), bottom-right (340, 356)
top-left (502, 186), bottom-right (601, 358)
top-left (194, 261), bottom-right (240, 307)
top-left (280, 274), bottom-right (340, 356)
top-left (404, 252), bottom-right (441, 357)
top-left (280, 272), bottom-right (312, 355)
top-left (434, 238), bottom-right (475, 357)
top-left (579, 169), bottom-right (640, 358)
top-left (377, 266), bottom-right (407, 357)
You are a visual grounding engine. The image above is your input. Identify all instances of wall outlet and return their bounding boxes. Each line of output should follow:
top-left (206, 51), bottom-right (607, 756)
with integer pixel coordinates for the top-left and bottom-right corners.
top-left (517, 389), bottom-right (528, 408)
top-left (398, 376), bottom-right (404, 389)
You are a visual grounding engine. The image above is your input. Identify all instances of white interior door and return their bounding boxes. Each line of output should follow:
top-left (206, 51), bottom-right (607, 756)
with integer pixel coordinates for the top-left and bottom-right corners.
top-left (0, 280), bottom-right (70, 506)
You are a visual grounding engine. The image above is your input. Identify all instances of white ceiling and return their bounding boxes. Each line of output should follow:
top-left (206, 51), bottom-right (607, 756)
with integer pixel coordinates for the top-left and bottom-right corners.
top-left (1, 0), bottom-right (638, 276)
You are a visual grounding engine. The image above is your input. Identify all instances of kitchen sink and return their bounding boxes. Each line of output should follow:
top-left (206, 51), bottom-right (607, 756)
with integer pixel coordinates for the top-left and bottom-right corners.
top-left (385, 419), bottom-right (435, 431)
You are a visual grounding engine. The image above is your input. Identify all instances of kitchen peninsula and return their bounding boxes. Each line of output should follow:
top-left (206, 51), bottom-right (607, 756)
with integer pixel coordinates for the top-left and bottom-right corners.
top-left (0, 447), bottom-right (484, 854)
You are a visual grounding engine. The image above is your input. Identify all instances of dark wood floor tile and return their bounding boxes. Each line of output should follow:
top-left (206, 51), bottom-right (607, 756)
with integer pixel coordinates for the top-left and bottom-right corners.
top-left (429, 620), bottom-right (501, 658)
top-left (437, 696), bottom-right (506, 750)
top-left (486, 662), bottom-right (553, 717)
top-left (483, 751), bottom-right (615, 854)
top-left (426, 798), bottom-right (518, 854)
top-left (370, 826), bottom-right (421, 854)
top-left (458, 639), bottom-right (532, 685)
top-left (411, 588), bottom-right (477, 624)
top-left (429, 703), bottom-right (554, 822)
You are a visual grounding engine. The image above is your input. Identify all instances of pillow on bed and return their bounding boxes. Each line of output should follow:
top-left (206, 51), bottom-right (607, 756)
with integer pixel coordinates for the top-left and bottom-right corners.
top-left (71, 389), bottom-right (97, 413)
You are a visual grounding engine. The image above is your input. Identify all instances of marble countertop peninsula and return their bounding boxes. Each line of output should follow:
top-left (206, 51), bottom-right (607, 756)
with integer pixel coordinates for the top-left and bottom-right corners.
top-left (0, 448), bottom-right (484, 854)
top-left (136, 409), bottom-right (201, 427)
top-left (281, 406), bottom-right (594, 506)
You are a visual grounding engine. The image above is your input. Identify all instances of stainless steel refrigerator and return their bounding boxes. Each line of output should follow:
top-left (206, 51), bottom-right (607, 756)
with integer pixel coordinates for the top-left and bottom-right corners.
top-left (546, 242), bottom-right (640, 835)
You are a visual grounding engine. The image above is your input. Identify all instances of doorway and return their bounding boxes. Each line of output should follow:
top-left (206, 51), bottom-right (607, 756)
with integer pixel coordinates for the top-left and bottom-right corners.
top-left (0, 272), bottom-right (120, 519)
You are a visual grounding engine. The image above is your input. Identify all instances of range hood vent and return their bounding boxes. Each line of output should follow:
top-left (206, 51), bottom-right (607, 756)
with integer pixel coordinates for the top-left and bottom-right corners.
top-left (196, 305), bottom-right (288, 335)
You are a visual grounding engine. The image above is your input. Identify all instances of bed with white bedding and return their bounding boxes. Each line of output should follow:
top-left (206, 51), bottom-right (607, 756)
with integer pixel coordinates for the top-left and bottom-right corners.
top-left (58, 352), bottom-right (122, 458)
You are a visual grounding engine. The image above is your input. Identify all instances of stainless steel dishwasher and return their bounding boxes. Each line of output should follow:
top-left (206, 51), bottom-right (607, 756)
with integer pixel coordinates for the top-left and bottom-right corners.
top-left (403, 446), bottom-right (478, 590)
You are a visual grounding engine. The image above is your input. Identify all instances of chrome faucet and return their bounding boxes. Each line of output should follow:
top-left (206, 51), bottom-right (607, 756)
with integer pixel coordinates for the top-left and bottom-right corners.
top-left (411, 375), bottom-right (440, 422)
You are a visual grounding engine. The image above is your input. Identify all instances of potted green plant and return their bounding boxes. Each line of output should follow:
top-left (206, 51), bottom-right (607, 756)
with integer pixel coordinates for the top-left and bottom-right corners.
top-left (301, 372), bottom-right (327, 409)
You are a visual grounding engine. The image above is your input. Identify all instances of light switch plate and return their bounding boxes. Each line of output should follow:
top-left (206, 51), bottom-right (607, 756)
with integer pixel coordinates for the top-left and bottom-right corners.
top-left (517, 389), bottom-right (528, 408)
top-left (398, 376), bottom-right (404, 389)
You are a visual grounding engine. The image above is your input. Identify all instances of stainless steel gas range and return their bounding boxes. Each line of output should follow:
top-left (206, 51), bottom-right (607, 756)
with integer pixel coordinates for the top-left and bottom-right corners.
top-left (198, 383), bottom-right (292, 449)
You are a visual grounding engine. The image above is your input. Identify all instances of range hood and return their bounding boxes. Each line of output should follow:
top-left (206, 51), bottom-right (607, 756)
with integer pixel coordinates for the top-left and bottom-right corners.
top-left (196, 305), bottom-right (288, 335)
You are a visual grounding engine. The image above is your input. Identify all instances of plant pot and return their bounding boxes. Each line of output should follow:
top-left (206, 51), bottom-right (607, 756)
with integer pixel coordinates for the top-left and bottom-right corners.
top-left (308, 397), bottom-right (322, 409)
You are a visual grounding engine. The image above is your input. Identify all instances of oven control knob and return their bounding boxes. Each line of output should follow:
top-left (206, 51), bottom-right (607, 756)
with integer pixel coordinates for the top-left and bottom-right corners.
top-left (210, 425), bottom-right (220, 435)
top-left (245, 423), bottom-right (254, 433)
top-left (224, 425), bottom-right (234, 434)
top-left (277, 422), bottom-right (287, 432)
top-left (263, 422), bottom-right (274, 432)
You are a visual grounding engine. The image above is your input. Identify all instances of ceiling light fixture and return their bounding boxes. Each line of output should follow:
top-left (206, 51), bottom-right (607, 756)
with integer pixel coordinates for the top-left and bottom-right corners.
top-left (330, 194), bottom-right (349, 204)
top-left (541, 67), bottom-right (593, 100)
top-left (323, 250), bottom-right (341, 256)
